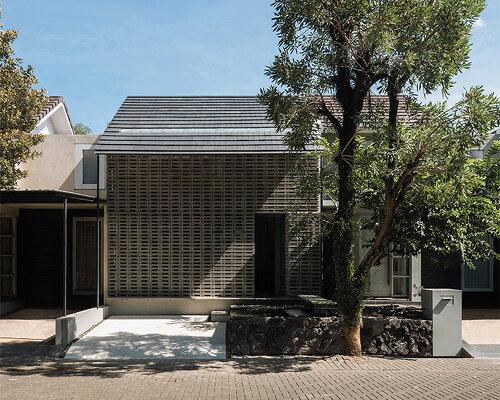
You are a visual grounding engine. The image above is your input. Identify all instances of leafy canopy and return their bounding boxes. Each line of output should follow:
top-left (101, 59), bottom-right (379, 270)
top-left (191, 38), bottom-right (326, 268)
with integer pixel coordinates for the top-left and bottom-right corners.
top-left (319, 90), bottom-right (500, 267)
top-left (0, 8), bottom-right (46, 189)
top-left (260, 0), bottom-right (499, 276)
top-left (73, 122), bottom-right (93, 135)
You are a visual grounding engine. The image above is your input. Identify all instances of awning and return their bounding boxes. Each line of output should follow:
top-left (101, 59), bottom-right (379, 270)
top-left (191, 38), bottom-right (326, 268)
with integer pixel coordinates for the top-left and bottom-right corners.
top-left (0, 190), bottom-right (102, 204)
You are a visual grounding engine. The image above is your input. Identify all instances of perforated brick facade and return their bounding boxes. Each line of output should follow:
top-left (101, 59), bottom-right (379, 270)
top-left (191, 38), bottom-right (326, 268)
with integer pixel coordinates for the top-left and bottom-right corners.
top-left (106, 154), bottom-right (321, 297)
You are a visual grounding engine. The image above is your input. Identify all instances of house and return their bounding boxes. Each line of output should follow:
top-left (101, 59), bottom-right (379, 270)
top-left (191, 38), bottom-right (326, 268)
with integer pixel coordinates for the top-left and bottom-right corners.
top-left (0, 96), bottom-right (104, 315)
top-left (420, 128), bottom-right (500, 308)
top-left (93, 96), bottom-right (322, 313)
top-left (2, 95), bottom-right (494, 316)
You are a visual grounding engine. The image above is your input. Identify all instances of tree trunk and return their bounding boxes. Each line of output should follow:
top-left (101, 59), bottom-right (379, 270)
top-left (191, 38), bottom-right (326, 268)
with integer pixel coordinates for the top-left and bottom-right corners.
top-left (333, 107), bottom-right (366, 355)
top-left (344, 325), bottom-right (362, 356)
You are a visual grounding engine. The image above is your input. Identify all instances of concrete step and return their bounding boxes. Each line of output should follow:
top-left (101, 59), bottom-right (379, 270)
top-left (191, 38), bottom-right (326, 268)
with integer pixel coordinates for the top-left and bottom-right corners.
top-left (462, 341), bottom-right (500, 359)
top-left (211, 310), bottom-right (229, 322)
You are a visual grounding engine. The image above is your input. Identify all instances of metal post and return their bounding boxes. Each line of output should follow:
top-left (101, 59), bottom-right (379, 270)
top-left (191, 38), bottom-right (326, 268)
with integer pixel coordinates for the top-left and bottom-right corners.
top-left (63, 198), bottom-right (68, 316)
top-left (96, 154), bottom-right (100, 309)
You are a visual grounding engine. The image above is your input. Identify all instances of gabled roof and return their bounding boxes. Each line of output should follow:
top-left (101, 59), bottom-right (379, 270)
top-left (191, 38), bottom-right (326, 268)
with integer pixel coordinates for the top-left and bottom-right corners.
top-left (104, 96), bottom-right (275, 133)
top-left (94, 95), bottom-right (409, 155)
top-left (95, 96), bottom-right (288, 155)
top-left (34, 96), bottom-right (74, 135)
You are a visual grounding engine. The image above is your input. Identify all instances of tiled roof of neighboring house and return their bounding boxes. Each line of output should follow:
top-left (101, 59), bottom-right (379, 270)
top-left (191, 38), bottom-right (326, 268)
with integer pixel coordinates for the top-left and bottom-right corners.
top-left (36, 96), bottom-right (74, 133)
top-left (94, 95), bottom-right (409, 155)
top-left (37, 96), bottom-right (61, 121)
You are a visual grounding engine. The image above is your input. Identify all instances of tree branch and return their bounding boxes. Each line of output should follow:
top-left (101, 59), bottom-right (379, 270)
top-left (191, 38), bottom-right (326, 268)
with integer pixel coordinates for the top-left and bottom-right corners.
top-left (317, 95), bottom-right (343, 134)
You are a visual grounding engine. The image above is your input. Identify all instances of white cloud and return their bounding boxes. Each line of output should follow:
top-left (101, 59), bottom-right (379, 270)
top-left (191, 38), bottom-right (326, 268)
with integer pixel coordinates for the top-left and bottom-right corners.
top-left (473, 18), bottom-right (485, 28)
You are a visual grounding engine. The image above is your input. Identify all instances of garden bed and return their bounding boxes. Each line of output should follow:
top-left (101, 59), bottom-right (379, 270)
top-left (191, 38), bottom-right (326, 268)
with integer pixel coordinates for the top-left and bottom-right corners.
top-left (227, 303), bottom-right (432, 356)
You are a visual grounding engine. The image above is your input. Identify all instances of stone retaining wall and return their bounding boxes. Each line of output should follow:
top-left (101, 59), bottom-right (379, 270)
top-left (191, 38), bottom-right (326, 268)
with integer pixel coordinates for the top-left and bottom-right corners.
top-left (227, 313), bottom-right (432, 356)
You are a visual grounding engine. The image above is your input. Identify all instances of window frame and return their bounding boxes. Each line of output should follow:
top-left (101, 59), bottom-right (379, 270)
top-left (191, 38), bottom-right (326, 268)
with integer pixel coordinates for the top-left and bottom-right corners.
top-left (74, 143), bottom-right (105, 190)
top-left (461, 236), bottom-right (494, 292)
top-left (391, 253), bottom-right (410, 298)
top-left (0, 216), bottom-right (16, 298)
top-left (72, 217), bottom-right (104, 295)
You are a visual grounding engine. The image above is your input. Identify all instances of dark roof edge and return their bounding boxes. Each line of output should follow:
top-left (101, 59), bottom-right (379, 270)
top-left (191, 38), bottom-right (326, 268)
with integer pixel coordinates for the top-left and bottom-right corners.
top-left (0, 190), bottom-right (104, 204)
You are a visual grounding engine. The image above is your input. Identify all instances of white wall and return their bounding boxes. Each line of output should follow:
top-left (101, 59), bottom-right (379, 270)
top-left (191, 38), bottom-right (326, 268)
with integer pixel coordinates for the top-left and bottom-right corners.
top-left (31, 118), bottom-right (56, 135)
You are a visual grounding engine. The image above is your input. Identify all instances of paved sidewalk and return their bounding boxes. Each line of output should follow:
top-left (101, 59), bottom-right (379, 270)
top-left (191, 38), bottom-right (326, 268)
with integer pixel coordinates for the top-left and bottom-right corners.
top-left (1, 356), bottom-right (499, 399)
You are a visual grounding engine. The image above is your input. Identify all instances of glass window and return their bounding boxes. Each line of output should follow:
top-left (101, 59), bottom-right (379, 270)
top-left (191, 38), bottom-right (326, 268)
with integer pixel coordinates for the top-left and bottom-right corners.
top-left (462, 236), bottom-right (494, 292)
top-left (1, 218), bottom-right (12, 235)
top-left (0, 217), bottom-right (15, 298)
top-left (82, 149), bottom-right (98, 184)
top-left (73, 218), bottom-right (103, 294)
top-left (392, 254), bottom-right (410, 298)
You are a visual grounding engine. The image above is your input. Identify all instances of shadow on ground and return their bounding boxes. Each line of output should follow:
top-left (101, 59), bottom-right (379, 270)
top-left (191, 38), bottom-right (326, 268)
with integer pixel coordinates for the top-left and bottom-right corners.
top-left (0, 339), bottom-right (56, 358)
top-left (0, 356), bottom-right (329, 378)
top-left (65, 331), bottom-right (226, 359)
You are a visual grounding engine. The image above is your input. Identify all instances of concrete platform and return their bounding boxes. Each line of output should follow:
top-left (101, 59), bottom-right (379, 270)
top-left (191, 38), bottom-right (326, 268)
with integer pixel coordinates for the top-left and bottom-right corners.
top-left (0, 308), bottom-right (75, 358)
top-left (462, 308), bottom-right (500, 359)
top-left (65, 315), bottom-right (226, 360)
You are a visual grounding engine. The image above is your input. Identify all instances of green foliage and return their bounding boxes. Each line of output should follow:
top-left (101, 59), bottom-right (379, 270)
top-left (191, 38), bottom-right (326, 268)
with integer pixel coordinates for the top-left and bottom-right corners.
top-left (73, 122), bottom-right (93, 135)
top-left (349, 88), bottom-right (499, 265)
top-left (0, 8), bottom-right (46, 189)
top-left (260, 0), bottom-right (497, 334)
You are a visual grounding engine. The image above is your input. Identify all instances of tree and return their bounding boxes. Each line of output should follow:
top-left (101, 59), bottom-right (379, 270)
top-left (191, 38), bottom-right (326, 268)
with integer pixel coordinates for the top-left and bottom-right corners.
top-left (0, 8), bottom-right (46, 189)
top-left (260, 0), bottom-right (500, 355)
top-left (73, 122), bottom-right (93, 135)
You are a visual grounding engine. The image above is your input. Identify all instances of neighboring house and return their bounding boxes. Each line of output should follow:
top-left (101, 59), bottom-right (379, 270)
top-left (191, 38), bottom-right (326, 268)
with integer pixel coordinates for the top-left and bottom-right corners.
top-left (1, 95), bottom-right (495, 315)
top-left (421, 128), bottom-right (500, 308)
top-left (0, 96), bottom-right (105, 315)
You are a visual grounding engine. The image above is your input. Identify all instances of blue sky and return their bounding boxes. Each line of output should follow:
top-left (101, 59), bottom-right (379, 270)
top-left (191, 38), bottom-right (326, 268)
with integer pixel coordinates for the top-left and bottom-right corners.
top-left (2, 1), bottom-right (499, 134)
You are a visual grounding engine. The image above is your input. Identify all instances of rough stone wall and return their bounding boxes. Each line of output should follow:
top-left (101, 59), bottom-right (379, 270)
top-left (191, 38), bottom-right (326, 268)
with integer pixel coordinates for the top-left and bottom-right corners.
top-left (361, 317), bottom-right (432, 356)
top-left (228, 315), bottom-right (432, 356)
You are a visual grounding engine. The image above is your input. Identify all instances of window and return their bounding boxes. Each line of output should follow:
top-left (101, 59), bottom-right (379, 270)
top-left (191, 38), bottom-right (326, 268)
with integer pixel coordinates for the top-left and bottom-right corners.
top-left (462, 236), bottom-right (494, 292)
top-left (74, 143), bottom-right (105, 189)
top-left (82, 150), bottom-right (98, 184)
top-left (392, 254), bottom-right (410, 297)
top-left (0, 217), bottom-right (16, 298)
top-left (73, 218), bottom-right (103, 294)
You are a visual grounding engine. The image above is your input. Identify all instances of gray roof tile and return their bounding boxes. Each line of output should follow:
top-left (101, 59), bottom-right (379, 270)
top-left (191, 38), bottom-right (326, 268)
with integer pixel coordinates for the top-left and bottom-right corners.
top-left (95, 95), bottom-right (408, 155)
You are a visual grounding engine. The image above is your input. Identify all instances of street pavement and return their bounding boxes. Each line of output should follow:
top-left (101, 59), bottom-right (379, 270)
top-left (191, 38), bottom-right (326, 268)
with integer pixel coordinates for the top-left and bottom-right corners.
top-left (1, 356), bottom-right (499, 399)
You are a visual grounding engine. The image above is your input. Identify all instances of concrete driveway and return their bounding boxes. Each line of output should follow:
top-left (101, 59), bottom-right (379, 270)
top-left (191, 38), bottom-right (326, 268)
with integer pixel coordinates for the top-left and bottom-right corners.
top-left (65, 315), bottom-right (226, 360)
top-left (462, 308), bottom-right (500, 358)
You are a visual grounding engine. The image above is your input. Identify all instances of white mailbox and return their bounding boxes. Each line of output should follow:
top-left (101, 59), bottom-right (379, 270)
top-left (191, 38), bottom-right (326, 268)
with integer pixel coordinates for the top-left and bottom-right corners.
top-left (422, 288), bottom-right (462, 357)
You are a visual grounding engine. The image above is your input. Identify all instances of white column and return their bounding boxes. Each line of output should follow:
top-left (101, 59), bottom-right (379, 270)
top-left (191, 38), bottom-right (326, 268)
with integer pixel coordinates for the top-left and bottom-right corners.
top-left (410, 253), bottom-right (422, 301)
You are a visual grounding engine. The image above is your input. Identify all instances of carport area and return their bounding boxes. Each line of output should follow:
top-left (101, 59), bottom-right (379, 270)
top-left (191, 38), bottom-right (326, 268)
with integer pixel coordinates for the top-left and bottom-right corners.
top-left (0, 309), bottom-right (71, 358)
top-left (462, 308), bottom-right (500, 358)
top-left (64, 315), bottom-right (226, 360)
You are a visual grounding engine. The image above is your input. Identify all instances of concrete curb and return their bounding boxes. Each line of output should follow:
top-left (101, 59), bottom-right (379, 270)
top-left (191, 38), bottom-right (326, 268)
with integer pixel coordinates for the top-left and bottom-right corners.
top-left (56, 306), bottom-right (110, 346)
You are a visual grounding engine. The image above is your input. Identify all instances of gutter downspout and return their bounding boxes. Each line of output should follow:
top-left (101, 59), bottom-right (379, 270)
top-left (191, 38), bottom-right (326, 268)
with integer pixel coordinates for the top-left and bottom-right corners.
top-left (63, 198), bottom-right (67, 316)
top-left (96, 154), bottom-right (100, 309)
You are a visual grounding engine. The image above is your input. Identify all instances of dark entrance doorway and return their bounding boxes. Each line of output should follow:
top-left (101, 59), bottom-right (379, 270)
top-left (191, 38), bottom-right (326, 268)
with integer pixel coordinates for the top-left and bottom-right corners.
top-left (254, 214), bottom-right (285, 297)
top-left (17, 209), bottom-right (103, 309)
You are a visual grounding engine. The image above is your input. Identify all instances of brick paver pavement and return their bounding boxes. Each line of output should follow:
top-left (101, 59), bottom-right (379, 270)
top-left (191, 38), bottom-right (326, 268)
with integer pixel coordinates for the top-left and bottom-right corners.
top-left (1, 356), bottom-right (499, 399)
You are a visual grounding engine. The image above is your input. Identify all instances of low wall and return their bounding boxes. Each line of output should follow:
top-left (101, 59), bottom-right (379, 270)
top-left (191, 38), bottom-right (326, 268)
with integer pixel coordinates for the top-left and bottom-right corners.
top-left (56, 306), bottom-right (110, 346)
top-left (228, 313), bottom-right (432, 356)
top-left (105, 297), bottom-right (300, 315)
